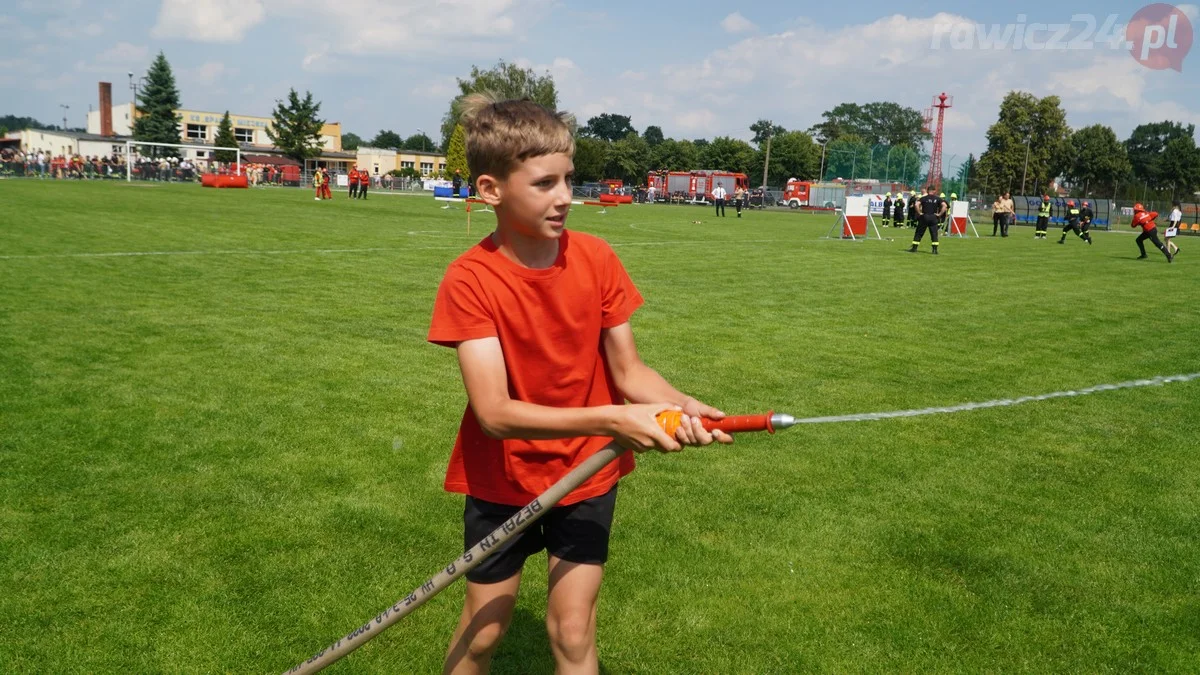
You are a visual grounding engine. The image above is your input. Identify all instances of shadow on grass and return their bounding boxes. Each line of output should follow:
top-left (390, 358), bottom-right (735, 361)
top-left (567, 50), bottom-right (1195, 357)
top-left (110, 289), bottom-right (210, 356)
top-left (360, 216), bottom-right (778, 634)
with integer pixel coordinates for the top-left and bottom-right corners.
top-left (492, 607), bottom-right (612, 674)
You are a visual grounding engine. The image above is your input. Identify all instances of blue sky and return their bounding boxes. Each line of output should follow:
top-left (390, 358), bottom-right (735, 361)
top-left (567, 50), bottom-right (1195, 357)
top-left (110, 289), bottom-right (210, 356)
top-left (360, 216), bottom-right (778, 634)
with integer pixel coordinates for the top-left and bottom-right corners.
top-left (3, 0), bottom-right (1198, 169)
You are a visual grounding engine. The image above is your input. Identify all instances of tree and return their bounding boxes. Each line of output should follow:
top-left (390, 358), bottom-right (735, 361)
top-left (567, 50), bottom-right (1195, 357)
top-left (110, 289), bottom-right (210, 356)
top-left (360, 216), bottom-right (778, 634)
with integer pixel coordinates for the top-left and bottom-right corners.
top-left (131, 51), bottom-right (182, 157)
top-left (975, 92), bottom-right (1070, 195)
top-left (0, 115), bottom-right (46, 131)
top-left (371, 129), bottom-right (403, 149)
top-left (0, 125), bottom-right (7, 137)
top-left (749, 119), bottom-right (786, 147)
top-left (649, 138), bottom-right (699, 172)
top-left (642, 125), bottom-right (664, 147)
top-left (761, 131), bottom-right (819, 185)
top-left (700, 137), bottom-right (756, 175)
top-left (604, 133), bottom-right (650, 184)
top-left (823, 135), bottom-right (872, 180)
top-left (1125, 121), bottom-right (1196, 192)
top-left (580, 113), bottom-right (636, 142)
top-left (265, 88), bottom-right (326, 166)
top-left (403, 132), bottom-right (434, 152)
top-left (443, 124), bottom-right (468, 180)
top-left (341, 132), bottom-right (363, 151)
top-left (441, 60), bottom-right (559, 151)
top-left (1160, 136), bottom-right (1200, 200)
top-left (808, 102), bottom-right (928, 147)
top-left (213, 111), bottom-right (238, 163)
top-left (1061, 124), bottom-right (1130, 197)
top-left (573, 136), bottom-right (609, 182)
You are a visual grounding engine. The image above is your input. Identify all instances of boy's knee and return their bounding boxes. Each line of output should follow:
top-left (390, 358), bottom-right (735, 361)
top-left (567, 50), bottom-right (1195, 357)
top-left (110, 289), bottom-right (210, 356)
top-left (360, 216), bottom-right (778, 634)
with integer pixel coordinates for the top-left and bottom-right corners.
top-left (464, 621), bottom-right (508, 656)
top-left (546, 610), bottom-right (594, 660)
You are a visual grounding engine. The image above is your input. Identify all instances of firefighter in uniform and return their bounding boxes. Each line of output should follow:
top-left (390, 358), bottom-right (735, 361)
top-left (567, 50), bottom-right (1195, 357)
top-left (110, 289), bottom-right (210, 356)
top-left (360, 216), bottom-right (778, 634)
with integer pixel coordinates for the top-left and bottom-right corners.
top-left (892, 193), bottom-right (905, 228)
top-left (1057, 200), bottom-right (1088, 244)
top-left (881, 193), bottom-right (892, 228)
top-left (1076, 200), bottom-right (1094, 245)
top-left (908, 186), bottom-right (947, 254)
top-left (937, 193), bottom-right (949, 230)
top-left (1035, 195), bottom-right (1052, 239)
top-left (348, 166), bottom-right (359, 199)
top-left (1131, 204), bottom-right (1173, 262)
top-left (907, 190), bottom-right (919, 227)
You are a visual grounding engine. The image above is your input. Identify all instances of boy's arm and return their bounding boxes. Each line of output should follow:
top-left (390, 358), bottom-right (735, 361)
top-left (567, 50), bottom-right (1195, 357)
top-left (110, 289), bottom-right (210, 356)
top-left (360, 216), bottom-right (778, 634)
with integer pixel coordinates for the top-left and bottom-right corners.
top-left (602, 323), bottom-right (732, 444)
top-left (456, 336), bottom-right (680, 451)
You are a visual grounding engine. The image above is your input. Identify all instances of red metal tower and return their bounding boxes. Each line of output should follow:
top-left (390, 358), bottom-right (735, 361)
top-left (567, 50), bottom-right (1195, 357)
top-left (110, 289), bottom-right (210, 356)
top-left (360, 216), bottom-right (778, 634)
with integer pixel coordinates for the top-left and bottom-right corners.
top-left (923, 92), bottom-right (953, 193)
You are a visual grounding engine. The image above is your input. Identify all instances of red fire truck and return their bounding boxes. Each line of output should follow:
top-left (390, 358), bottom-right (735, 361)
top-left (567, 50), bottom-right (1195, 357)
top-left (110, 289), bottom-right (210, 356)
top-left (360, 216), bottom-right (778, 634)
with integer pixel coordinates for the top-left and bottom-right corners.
top-left (647, 170), bottom-right (750, 202)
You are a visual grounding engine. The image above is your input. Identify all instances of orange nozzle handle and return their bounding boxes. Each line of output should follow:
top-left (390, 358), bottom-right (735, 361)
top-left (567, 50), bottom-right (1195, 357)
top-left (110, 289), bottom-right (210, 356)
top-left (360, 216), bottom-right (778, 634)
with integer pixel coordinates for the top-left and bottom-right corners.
top-left (656, 410), bottom-right (776, 436)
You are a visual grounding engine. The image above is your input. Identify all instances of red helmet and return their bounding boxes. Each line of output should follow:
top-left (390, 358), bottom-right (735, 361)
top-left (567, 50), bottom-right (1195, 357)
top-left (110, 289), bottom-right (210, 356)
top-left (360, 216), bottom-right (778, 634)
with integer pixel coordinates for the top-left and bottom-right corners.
top-left (1082, 201), bottom-right (1089, 207)
top-left (1134, 203), bottom-right (1144, 211)
top-left (1042, 194), bottom-right (1050, 200)
top-left (1066, 199), bottom-right (1075, 207)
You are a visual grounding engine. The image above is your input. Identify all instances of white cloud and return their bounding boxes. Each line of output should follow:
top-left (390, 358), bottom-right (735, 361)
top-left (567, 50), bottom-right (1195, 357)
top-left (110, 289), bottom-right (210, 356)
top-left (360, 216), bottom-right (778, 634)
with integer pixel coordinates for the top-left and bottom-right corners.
top-left (543, 10), bottom-right (1199, 161)
top-left (190, 61), bottom-right (232, 86)
top-left (97, 42), bottom-right (148, 64)
top-left (263, 0), bottom-right (541, 56)
top-left (152, 0), bottom-right (265, 42)
top-left (674, 109), bottom-right (717, 133)
top-left (721, 12), bottom-right (756, 34)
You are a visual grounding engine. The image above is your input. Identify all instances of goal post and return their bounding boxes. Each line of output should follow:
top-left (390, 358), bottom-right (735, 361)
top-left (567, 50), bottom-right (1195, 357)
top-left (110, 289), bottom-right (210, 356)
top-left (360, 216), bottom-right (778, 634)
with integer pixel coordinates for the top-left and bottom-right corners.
top-left (123, 140), bottom-right (241, 181)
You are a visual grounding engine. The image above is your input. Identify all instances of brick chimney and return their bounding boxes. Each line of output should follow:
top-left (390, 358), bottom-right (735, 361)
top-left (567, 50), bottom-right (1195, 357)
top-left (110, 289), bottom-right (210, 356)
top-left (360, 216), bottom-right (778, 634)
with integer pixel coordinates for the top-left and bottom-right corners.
top-left (99, 82), bottom-right (113, 136)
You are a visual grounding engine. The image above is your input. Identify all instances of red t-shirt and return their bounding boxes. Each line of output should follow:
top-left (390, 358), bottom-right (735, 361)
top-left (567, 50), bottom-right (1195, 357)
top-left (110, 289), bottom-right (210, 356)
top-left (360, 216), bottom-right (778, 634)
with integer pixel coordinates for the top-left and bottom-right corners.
top-left (428, 230), bottom-right (643, 506)
top-left (359, 170), bottom-right (370, 183)
top-left (349, 171), bottom-right (359, 184)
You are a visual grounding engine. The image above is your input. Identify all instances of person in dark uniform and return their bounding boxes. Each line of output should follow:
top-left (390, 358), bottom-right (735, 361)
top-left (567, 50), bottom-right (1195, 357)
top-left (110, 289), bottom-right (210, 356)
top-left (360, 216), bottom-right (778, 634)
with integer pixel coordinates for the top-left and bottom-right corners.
top-left (1076, 200), bottom-right (1095, 245)
top-left (1057, 199), bottom-right (1087, 244)
top-left (1035, 194), bottom-right (1052, 239)
top-left (908, 185), bottom-right (947, 255)
top-left (937, 192), bottom-right (949, 230)
top-left (452, 169), bottom-right (463, 198)
top-left (907, 190), bottom-right (919, 228)
top-left (892, 193), bottom-right (905, 228)
top-left (881, 193), bottom-right (892, 228)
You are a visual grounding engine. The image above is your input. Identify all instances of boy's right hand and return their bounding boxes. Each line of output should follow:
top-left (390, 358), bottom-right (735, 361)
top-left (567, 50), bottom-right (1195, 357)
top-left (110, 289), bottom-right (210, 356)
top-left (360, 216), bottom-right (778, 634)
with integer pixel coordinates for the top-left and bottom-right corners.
top-left (610, 403), bottom-right (682, 453)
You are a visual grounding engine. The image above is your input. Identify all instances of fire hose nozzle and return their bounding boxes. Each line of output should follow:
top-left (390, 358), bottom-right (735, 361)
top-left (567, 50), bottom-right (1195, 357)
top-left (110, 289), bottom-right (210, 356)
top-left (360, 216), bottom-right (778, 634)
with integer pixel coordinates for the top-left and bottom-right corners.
top-left (656, 410), bottom-right (797, 435)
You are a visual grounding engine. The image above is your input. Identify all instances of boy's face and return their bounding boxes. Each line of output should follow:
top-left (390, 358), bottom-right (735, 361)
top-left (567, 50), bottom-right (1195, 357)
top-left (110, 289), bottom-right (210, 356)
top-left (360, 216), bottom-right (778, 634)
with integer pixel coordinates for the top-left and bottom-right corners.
top-left (481, 152), bottom-right (574, 239)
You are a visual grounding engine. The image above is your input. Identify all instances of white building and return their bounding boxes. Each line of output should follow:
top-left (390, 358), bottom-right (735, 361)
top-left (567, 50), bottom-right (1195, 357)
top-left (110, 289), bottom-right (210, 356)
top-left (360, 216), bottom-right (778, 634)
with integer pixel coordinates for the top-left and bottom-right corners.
top-left (15, 128), bottom-right (129, 159)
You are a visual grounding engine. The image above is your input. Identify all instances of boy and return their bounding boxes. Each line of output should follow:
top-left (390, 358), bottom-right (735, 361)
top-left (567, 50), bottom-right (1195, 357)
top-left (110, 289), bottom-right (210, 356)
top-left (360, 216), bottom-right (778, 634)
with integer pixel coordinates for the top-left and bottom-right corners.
top-left (427, 94), bottom-right (733, 675)
top-left (1131, 203), bottom-right (1173, 262)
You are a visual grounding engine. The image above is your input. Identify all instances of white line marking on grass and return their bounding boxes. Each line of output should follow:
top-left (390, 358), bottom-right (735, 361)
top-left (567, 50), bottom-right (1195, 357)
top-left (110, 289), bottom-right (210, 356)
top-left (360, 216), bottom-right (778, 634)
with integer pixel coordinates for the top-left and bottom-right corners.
top-left (793, 372), bottom-right (1200, 424)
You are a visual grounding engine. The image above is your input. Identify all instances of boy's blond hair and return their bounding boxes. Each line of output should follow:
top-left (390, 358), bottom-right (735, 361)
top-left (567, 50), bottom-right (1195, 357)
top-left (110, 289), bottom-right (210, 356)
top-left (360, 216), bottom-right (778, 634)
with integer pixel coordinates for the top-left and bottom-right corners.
top-left (458, 93), bottom-right (575, 180)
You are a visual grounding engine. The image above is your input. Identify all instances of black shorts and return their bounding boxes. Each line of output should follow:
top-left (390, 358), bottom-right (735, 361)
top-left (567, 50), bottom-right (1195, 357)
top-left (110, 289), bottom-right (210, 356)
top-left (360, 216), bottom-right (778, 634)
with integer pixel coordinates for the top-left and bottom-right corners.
top-left (463, 484), bottom-right (618, 584)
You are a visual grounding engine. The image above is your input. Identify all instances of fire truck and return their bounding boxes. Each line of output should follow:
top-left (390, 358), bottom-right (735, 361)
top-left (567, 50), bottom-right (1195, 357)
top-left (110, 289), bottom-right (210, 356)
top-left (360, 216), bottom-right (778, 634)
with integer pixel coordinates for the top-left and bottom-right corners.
top-left (647, 170), bottom-right (750, 202)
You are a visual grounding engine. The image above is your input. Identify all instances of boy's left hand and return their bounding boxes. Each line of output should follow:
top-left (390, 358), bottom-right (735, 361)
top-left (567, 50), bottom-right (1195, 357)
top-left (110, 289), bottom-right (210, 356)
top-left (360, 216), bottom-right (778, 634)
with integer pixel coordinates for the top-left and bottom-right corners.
top-left (674, 398), bottom-right (735, 446)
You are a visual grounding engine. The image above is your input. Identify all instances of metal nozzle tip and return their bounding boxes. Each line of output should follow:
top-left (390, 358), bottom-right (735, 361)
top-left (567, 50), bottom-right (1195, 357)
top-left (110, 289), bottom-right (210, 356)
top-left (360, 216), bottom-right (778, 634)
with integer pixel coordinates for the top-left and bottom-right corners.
top-left (771, 413), bottom-right (796, 430)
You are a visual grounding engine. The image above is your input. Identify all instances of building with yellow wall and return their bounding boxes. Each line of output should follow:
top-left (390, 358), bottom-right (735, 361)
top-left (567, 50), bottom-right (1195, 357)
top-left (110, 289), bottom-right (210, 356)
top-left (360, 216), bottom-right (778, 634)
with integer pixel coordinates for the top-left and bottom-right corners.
top-left (356, 147), bottom-right (448, 178)
top-left (86, 103), bottom-right (352, 168)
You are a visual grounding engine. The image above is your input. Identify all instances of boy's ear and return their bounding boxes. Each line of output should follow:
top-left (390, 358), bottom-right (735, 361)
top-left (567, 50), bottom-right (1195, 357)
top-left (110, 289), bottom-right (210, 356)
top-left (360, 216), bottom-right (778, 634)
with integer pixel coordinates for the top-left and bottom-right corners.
top-left (475, 174), bottom-right (502, 206)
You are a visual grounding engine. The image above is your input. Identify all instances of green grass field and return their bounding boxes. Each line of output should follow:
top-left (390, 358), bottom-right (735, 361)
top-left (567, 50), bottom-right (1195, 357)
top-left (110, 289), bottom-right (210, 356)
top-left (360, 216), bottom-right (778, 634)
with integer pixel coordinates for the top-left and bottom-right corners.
top-left (2, 180), bottom-right (1199, 673)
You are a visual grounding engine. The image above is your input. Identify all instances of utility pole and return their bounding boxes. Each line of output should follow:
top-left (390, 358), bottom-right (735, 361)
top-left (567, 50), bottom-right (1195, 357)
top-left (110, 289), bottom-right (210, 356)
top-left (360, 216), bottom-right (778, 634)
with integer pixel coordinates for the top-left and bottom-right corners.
top-left (59, 104), bottom-right (69, 131)
top-left (1020, 140), bottom-right (1030, 195)
top-left (760, 124), bottom-right (772, 190)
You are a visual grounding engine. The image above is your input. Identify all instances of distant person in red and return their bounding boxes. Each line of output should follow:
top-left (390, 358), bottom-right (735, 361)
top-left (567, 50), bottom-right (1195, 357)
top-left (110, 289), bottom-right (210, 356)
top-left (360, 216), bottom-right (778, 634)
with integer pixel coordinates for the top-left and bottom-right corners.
top-left (348, 166), bottom-right (360, 199)
top-left (320, 168), bottom-right (333, 200)
top-left (358, 168), bottom-right (370, 199)
top-left (1131, 203), bottom-right (1172, 263)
